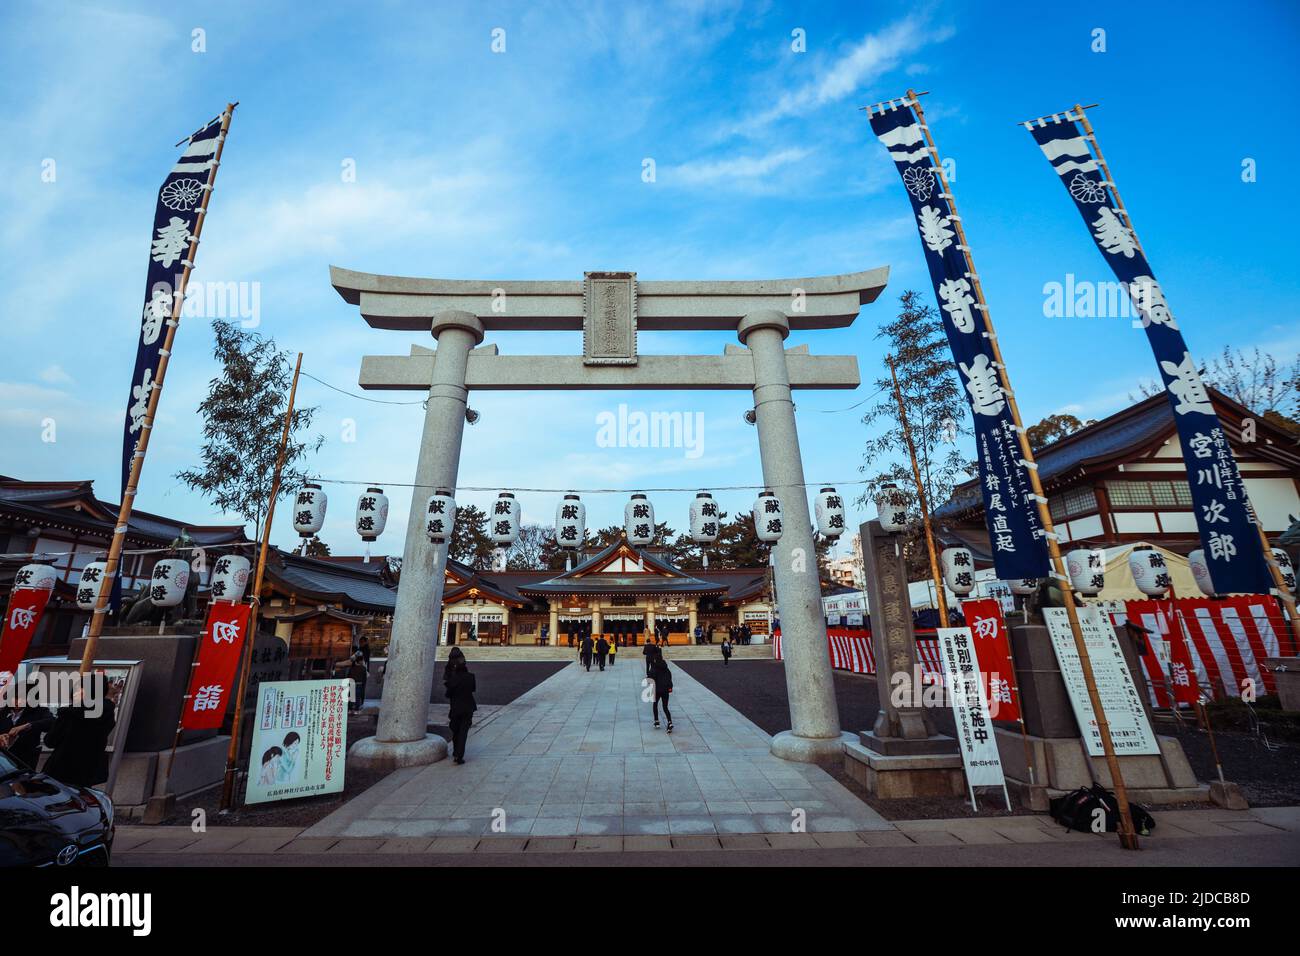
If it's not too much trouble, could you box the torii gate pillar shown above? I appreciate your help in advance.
[741,309,855,762]
[348,309,483,771]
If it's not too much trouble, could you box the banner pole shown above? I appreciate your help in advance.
[908,90,1139,848]
[78,103,237,676]
[219,352,303,812]
[886,354,949,627]
[1073,103,1300,649]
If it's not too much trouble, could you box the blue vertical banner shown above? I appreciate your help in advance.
[1027,113,1271,595]
[869,100,1050,581]
[120,115,226,497]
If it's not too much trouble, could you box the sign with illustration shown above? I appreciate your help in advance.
[244,678,348,805]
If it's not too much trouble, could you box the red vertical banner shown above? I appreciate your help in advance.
[1125,600,1200,707]
[0,587,54,683]
[960,598,1021,722]
[180,602,253,730]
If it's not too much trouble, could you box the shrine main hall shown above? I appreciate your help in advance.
[436,538,774,646]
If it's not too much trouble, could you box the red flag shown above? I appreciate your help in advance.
[0,587,54,684]
[960,598,1021,722]
[1125,600,1200,707]
[181,601,253,730]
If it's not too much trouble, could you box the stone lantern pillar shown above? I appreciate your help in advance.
[348,309,484,771]
[739,308,853,762]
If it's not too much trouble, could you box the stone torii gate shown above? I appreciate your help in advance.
[334,265,889,769]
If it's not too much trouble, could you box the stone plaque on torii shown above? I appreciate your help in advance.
[332,264,888,769]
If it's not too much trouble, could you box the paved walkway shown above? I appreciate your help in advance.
[306,659,889,838]
[114,806,1300,863]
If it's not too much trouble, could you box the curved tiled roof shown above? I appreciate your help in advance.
[264,549,397,614]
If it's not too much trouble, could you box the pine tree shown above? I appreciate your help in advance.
[858,290,974,578]
[177,319,323,542]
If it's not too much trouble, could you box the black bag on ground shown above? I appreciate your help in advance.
[1049,784,1155,835]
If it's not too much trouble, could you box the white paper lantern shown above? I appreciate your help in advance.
[1009,578,1039,596]
[814,487,846,539]
[625,493,655,547]
[1188,549,1215,597]
[555,494,585,550]
[940,547,975,596]
[1272,548,1296,594]
[689,492,720,544]
[1128,546,1170,598]
[14,563,58,591]
[1066,547,1105,597]
[424,489,457,544]
[150,558,190,608]
[875,483,909,533]
[210,554,251,603]
[491,492,521,547]
[76,561,109,610]
[355,487,389,542]
[293,482,327,539]
[753,490,783,543]
[689,491,720,568]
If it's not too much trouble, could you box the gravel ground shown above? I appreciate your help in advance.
[677,659,1300,818]
[163,662,567,828]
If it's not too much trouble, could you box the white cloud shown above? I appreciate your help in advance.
[739,16,948,132]
[665,147,813,188]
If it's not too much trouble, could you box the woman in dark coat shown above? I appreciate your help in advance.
[443,654,477,765]
[649,657,673,733]
[42,675,117,787]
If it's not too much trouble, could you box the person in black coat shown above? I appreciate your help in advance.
[643,638,660,677]
[595,636,609,671]
[42,675,117,787]
[0,679,55,769]
[581,634,594,671]
[443,656,477,765]
[649,657,674,732]
[721,636,733,667]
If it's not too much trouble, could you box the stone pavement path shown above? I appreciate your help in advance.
[305,658,889,839]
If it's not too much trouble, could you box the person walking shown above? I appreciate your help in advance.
[721,636,733,667]
[41,673,117,787]
[347,652,368,713]
[444,652,477,765]
[608,634,617,667]
[581,632,594,671]
[649,655,674,733]
[595,635,609,672]
[643,637,659,677]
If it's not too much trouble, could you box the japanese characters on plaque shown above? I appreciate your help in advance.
[1029,117,1270,594]
[583,271,637,365]
[245,678,349,805]
[869,102,1049,581]
[1043,606,1160,756]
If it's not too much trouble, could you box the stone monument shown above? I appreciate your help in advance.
[843,518,965,797]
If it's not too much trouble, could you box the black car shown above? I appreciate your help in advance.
[0,750,114,867]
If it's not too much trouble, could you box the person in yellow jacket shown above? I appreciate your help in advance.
[608,634,618,667]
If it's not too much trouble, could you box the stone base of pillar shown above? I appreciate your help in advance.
[346,733,448,773]
[770,730,856,765]
[843,740,966,799]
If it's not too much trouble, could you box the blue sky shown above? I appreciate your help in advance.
[1,0,1297,557]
